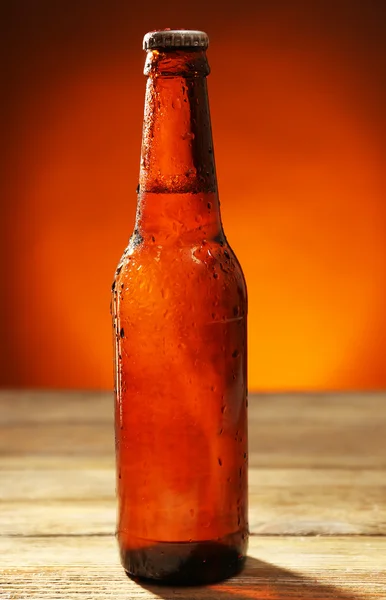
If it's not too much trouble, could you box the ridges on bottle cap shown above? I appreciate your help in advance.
[143,29,209,51]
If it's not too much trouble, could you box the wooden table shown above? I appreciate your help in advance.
[1,391,385,599]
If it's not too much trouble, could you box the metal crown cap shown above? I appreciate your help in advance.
[143,30,209,51]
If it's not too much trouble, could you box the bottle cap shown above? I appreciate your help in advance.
[143,29,209,51]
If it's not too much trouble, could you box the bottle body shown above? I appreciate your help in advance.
[112,31,248,585]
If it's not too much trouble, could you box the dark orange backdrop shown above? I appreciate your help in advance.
[1,1,385,391]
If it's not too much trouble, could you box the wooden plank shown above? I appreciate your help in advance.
[0,466,114,501]
[249,393,386,468]
[0,390,112,424]
[0,423,114,456]
[2,391,385,425]
[0,456,114,470]
[1,535,385,599]
[1,465,385,536]
[0,501,115,536]
[1,392,385,598]
[249,468,386,535]
[1,392,385,468]
[2,420,384,467]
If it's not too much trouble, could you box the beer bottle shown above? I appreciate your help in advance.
[112,29,248,585]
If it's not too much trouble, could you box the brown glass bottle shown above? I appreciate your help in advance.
[112,30,248,585]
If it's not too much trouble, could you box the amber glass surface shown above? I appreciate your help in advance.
[112,45,248,585]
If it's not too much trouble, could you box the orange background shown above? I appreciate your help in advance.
[1,1,385,391]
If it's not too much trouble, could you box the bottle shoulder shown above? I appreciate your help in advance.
[112,237,247,305]
[115,238,244,279]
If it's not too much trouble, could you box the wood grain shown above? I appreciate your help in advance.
[1,536,385,599]
[0,391,385,599]
[0,466,385,536]
[2,391,385,467]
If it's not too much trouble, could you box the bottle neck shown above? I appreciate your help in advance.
[136,49,223,242]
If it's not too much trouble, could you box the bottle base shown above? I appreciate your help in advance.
[121,535,247,585]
